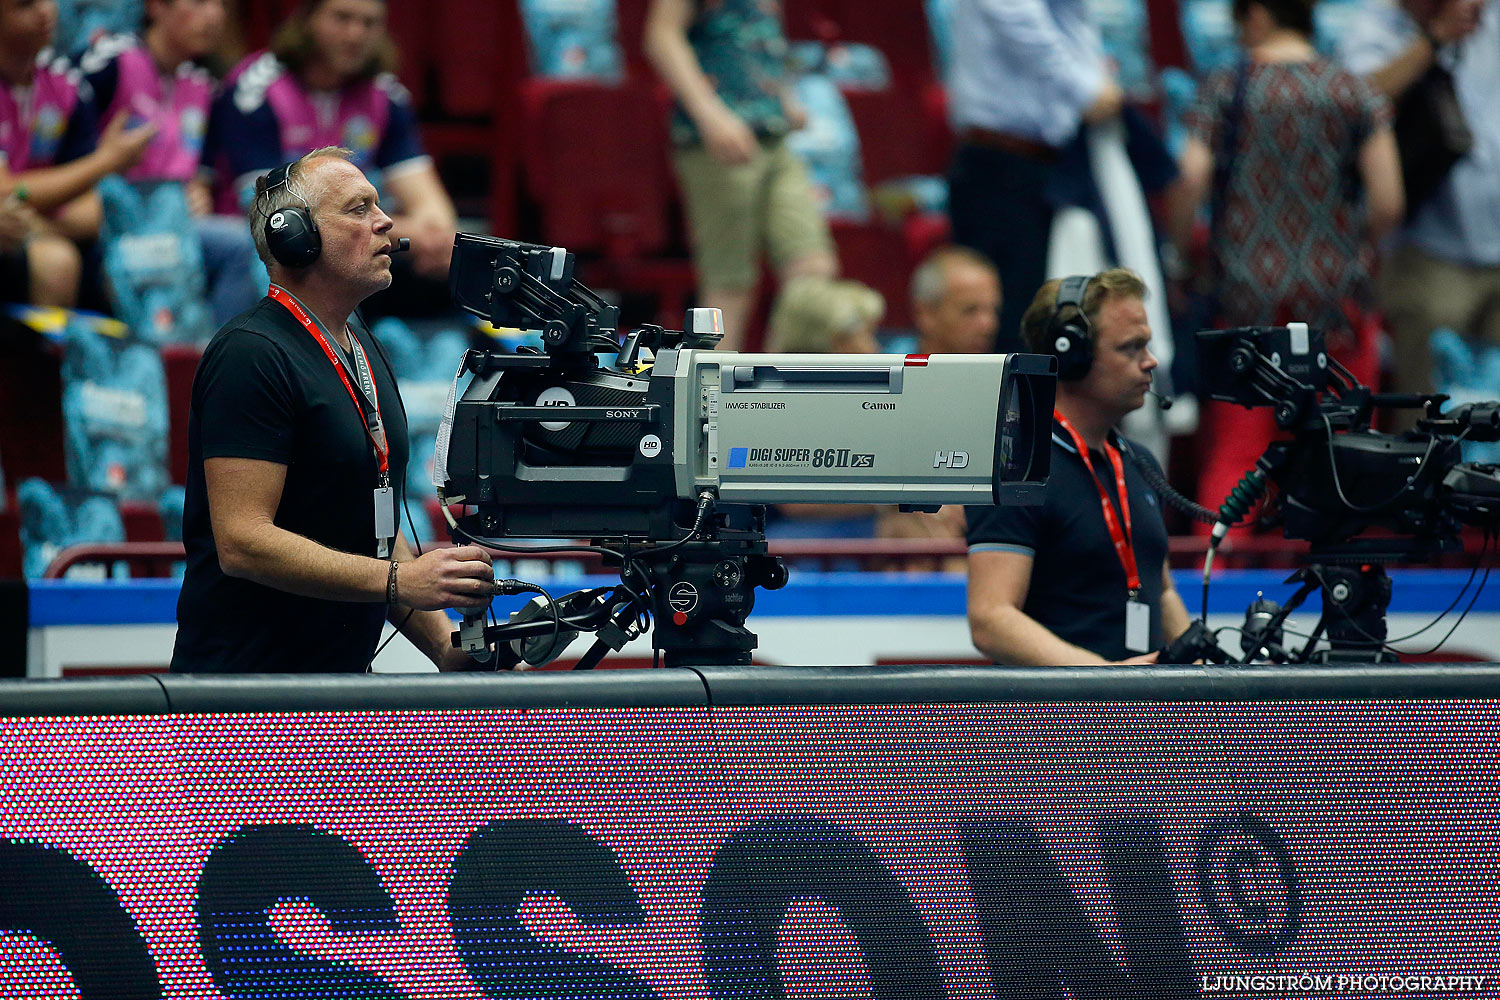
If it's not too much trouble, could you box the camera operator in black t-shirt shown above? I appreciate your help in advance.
[171,146,496,673]
[966,269,1191,665]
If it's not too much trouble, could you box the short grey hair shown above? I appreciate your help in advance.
[247,145,355,269]
[767,276,885,353]
[909,245,999,309]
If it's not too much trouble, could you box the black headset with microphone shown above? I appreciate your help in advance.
[1047,274,1095,381]
[257,160,411,269]
[1047,272,1174,410]
[258,162,322,268]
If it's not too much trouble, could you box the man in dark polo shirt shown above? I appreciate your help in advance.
[966,268,1190,664]
[171,146,496,673]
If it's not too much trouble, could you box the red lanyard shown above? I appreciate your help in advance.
[268,285,389,477]
[1055,410,1140,595]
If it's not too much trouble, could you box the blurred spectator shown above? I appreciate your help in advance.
[910,244,1002,354]
[644,0,838,352]
[1170,0,1402,517]
[766,275,883,354]
[79,0,260,324]
[0,0,154,304]
[877,246,1004,567]
[1340,0,1497,426]
[1042,39,1182,460]
[761,275,885,537]
[944,0,1126,353]
[0,165,81,305]
[206,0,457,289]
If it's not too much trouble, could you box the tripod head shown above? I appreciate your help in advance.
[1184,323,1500,664]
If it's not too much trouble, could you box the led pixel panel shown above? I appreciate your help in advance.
[0,702,1498,997]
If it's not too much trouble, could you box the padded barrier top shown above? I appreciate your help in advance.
[1,663,1498,717]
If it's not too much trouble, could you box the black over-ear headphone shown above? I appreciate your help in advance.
[258,162,321,268]
[1048,274,1094,381]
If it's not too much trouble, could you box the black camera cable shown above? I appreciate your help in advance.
[1121,439,1257,624]
[365,320,419,667]
[1120,440,1217,526]
[371,490,425,663]
[1305,528,1493,660]
[1321,411,1450,514]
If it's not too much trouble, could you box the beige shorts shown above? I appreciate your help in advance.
[672,137,834,291]
[1379,243,1500,395]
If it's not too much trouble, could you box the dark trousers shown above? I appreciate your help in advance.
[946,143,1056,355]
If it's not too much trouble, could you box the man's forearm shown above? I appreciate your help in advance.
[15,151,121,214]
[219,520,390,603]
[388,603,457,665]
[971,605,1108,666]
[1160,585,1193,648]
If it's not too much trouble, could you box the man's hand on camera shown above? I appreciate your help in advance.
[397,545,495,611]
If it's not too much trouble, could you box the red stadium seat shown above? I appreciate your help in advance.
[519,77,696,324]
[784,0,841,44]
[842,84,951,185]
[118,500,164,543]
[830,220,918,330]
[0,502,19,578]
[520,78,674,257]
[822,0,938,86]
[385,0,435,109]
[1147,0,1190,71]
[434,0,504,118]
[614,0,652,78]
[902,210,952,266]
[160,344,201,488]
[0,320,65,486]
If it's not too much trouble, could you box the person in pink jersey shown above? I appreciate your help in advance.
[206,0,456,286]
[0,0,154,307]
[80,0,260,322]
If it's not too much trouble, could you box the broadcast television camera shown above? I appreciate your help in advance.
[1164,322,1500,664]
[436,235,1056,667]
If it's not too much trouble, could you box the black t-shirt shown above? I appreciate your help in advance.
[170,297,409,673]
[966,421,1170,662]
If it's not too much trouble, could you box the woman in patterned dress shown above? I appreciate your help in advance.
[1168,0,1404,519]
